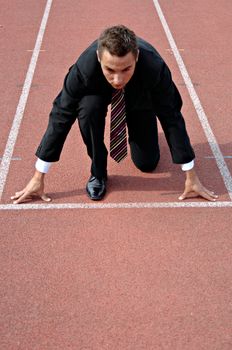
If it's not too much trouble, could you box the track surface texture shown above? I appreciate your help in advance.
[0,1,232,349]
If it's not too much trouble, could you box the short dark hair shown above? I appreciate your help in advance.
[97,25,138,59]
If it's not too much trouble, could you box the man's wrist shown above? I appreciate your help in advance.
[185,167,197,179]
[33,169,46,180]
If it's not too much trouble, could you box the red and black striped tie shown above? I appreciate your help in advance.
[110,89,127,162]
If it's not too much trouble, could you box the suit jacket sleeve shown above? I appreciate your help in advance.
[36,63,85,162]
[151,62,195,164]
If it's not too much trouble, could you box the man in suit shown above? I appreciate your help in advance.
[11,25,217,203]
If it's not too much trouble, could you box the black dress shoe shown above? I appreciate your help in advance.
[86,176,107,200]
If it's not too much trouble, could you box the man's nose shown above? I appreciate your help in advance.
[113,74,123,85]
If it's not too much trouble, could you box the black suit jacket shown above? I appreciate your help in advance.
[36,37,195,164]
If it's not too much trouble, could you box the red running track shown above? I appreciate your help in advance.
[0,0,232,349]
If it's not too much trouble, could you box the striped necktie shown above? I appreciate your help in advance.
[110,89,127,162]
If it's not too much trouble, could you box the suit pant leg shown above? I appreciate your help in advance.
[77,95,110,178]
[126,110,160,172]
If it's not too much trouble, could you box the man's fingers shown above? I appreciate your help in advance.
[11,190,26,200]
[178,193,186,200]
[179,188,218,201]
[11,176,46,204]
[41,193,51,202]
[199,192,216,201]
[178,190,187,200]
[12,192,33,204]
[179,191,198,200]
[12,192,51,204]
[203,187,218,199]
[198,189,218,202]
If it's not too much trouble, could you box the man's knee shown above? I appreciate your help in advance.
[132,153,160,172]
[130,140,160,172]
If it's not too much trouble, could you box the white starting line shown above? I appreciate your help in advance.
[0,201,232,210]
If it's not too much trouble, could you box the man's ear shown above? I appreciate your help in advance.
[96,50,101,62]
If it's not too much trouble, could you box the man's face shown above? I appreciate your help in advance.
[97,49,139,89]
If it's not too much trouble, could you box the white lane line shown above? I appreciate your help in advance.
[0,0,53,200]
[0,201,232,210]
[152,0,232,200]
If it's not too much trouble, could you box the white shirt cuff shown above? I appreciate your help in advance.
[36,158,194,173]
[35,158,52,173]
[181,160,194,171]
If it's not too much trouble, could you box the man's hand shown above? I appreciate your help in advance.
[179,168,218,202]
[11,170,51,204]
